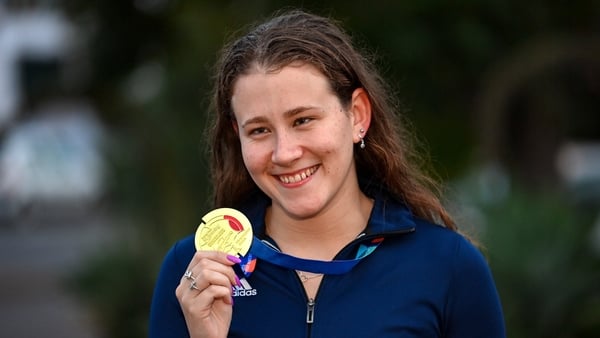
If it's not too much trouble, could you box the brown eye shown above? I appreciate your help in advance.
[249,127,269,135]
[293,117,313,126]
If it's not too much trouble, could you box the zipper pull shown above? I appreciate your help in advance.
[306,298,315,324]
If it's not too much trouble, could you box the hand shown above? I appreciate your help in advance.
[176,251,241,338]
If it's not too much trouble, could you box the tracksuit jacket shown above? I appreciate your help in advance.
[149,188,506,338]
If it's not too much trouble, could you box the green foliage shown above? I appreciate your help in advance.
[480,190,600,338]
[67,245,157,338]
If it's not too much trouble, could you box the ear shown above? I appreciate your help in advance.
[350,88,372,143]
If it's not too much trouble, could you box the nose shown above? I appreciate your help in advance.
[271,132,302,165]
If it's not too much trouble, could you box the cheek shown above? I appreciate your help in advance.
[240,144,254,166]
[320,128,353,154]
[240,142,265,173]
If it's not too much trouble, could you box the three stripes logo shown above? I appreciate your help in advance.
[232,278,257,297]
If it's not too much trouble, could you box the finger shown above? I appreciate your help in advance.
[185,251,242,287]
[203,284,235,305]
[177,282,234,307]
[178,257,242,303]
[188,251,241,268]
[189,266,234,293]
[177,275,234,306]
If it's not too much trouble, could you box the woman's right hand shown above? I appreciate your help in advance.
[175,251,241,338]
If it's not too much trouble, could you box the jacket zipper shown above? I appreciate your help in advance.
[261,228,415,337]
[306,298,315,324]
[262,239,319,336]
[302,230,414,337]
[306,297,315,338]
[296,271,318,338]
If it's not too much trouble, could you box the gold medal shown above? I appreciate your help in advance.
[194,208,253,257]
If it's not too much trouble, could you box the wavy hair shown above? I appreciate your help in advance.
[207,9,457,231]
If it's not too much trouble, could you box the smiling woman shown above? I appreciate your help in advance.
[149,9,506,338]
[232,64,369,222]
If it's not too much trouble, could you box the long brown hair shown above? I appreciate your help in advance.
[207,9,457,231]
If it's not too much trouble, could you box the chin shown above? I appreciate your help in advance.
[282,202,323,220]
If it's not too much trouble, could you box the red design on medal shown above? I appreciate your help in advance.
[225,215,244,231]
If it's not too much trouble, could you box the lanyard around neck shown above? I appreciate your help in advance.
[249,236,383,275]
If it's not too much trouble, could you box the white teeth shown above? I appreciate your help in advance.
[279,166,316,184]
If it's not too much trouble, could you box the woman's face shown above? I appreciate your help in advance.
[231,63,366,220]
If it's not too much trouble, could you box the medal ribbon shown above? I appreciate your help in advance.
[249,236,383,275]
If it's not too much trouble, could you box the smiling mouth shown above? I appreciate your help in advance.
[278,166,318,184]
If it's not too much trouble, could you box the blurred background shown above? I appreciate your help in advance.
[0,0,598,337]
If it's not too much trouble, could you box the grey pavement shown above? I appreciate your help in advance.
[0,208,119,338]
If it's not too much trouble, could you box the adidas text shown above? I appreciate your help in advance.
[233,289,257,297]
[233,278,258,297]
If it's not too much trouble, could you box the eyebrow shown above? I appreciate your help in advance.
[240,106,317,128]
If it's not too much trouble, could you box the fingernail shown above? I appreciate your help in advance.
[235,275,242,287]
[227,254,241,264]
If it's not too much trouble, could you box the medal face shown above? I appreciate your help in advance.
[195,208,253,257]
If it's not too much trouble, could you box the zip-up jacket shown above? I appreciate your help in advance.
[149,188,506,337]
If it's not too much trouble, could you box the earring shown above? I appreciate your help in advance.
[359,128,365,149]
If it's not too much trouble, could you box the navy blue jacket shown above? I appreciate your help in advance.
[149,190,505,337]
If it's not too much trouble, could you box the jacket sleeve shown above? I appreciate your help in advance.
[444,237,506,338]
[149,240,192,338]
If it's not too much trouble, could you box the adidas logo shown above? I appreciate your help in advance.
[232,278,257,297]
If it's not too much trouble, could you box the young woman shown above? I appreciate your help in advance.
[149,9,505,338]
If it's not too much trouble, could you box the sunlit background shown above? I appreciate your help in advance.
[0,1,599,337]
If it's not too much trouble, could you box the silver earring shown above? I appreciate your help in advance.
[359,128,365,149]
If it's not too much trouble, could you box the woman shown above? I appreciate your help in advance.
[149,9,505,338]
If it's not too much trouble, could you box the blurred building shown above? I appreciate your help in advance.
[0,3,109,338]
[0,3,106,224]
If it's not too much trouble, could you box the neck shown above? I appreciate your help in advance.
[265,192,374,260]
